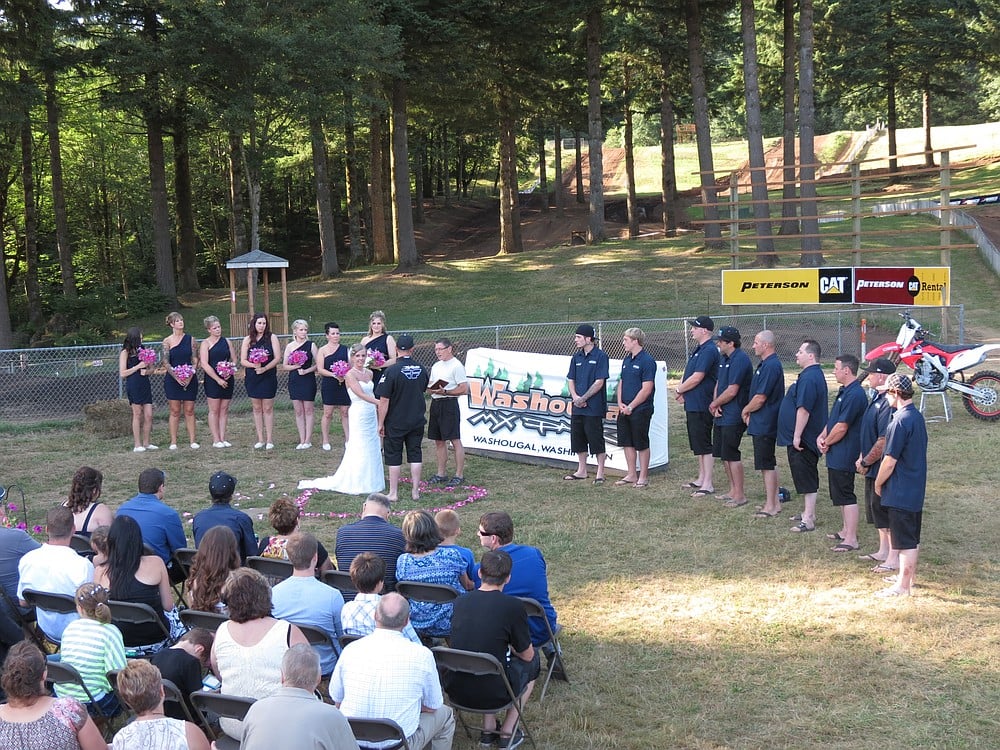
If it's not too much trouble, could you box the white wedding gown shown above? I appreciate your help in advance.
[298,380,385,495]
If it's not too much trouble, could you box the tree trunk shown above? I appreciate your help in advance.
[442,124,452,207]
[797,0,823,266]
[537,126,548,213]
[390,78,421,271]
[19,82,44,331]
[146,105,178,304]
[369,106,393,265]
[658,47,679,237]
[585,6,606,244]
[741,0,775,262]
[779,0,799,240]
[311,116,340,278]
[554,123,565,217]
[413,137,425,225]
[344,91,364,267]
[574,132,584,203]
[497,93,524,255]
[44,68,76,298]
[624,103,639,239]
[173,96,200,292]
[685,0,722,246]
[242,124,263,254]
[885,4,899,180]
[0,182,13,347]
[922,74,935,168]
[228,130,248,258]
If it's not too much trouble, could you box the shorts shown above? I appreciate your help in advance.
[428,398,462,442]
[887,507,922,550]
[383,428,423,466]
[827,468,857,507]
[686,411,714,455]
[507,650,541,697]
[570,414,606,456]
[617,410,652,451]
[864,477,889,528]
[752,434,777,471]
[713,423,746,462]
[786,447,819,494]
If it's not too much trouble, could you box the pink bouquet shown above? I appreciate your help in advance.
[248,347,270,364]
[330,360,350,381]
[173,364,195,381]
[288,350,308,367]
[137,348,157,366]
[365,349,386,369]
[215,360,236,379]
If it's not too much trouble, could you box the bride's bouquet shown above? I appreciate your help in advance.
[365,349,386,370]
[330,360,350,382]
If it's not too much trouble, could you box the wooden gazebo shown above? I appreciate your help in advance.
[225,250,289,338]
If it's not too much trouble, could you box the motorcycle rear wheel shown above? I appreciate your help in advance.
[963,370,1000,421]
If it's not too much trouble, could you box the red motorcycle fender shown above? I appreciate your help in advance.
[866,343,901,360]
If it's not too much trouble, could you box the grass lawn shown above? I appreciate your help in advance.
[8,223,1000,748]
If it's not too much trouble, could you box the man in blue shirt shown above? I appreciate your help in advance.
[741,331,785,518]
[855,358,898,571]
[193,471,257,563]
[676,315,720,496]
[709,327,752,507]
[616,327,657,488]
[565,323,610,484]
[874,374,927,597]
[118,467,188,582]
[777,340,828,530]
[817,355,869,552]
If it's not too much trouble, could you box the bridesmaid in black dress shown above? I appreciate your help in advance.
[119,326,156,452]
[240,312,281,449]
[359,309,397,393]
[316,322,350,450]
[162,312,199,450]
[281,319,318,450]
[200,315,238,448]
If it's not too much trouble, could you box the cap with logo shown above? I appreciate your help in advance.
[575,323,596,339]
[209,471,236,499]
[862,357,897,375]
[687,315,715,331]
[396,334,415,350]
[714,326,740,343]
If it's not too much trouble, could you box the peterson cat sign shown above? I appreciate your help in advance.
[721,267,950,306]
[459,348,669,471]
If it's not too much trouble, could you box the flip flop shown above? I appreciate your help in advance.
[789,522,815,532]
[715,494,733,501]
[723,499,748,508]
[593,477,605,485]
[682,481,701,489]
[826,532,845,541]
[858,553,884,562]
[691,489,714,497]
[633,481,649,489]
[831,543,860,552]
[871,563,898,573]
[614,478,635,487]
[563,474,586,481]
[753,510,779,518]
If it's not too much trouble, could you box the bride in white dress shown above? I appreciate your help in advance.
[299,344,385,494]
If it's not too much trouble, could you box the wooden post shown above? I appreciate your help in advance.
[246,268,255,316]
[939,149,951,341]
[729,173,739,269]
[263,269,271,323]
[281,268,288,333]
[851,161,862,267]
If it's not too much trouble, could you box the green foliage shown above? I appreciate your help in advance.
[605,111,661,148]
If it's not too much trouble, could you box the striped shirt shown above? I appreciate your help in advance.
[56,617,126,702]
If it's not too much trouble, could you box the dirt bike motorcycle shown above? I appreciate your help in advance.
[865,311,1000,421]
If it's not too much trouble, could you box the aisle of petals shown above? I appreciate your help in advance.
[293,479,489,520]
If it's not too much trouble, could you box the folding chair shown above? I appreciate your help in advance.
[517,596,568,701]
[189,691,256,750]
[322,569,358,600]
[432,646,535,749]
[21,588,78,647]
[339,633,364,650]
[163,678,217,739]
[0,586,48,651]
[171,547,199,605]
[348,716,411,750]
[293,622,336,651]
[108,599,173,650]
[395,581,461,604]
[179,608,229,633]
[46,659,115,739]
[70,534,95,558]
[246,555,294,584]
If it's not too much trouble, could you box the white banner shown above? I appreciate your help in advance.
[459,348,669,471]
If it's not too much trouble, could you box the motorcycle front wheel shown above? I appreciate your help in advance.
[963,370,1000,421]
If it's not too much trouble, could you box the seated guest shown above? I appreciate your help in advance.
[117,468,188,583]
[240,644,357,750]
[94,515,178,654]
[192,471,257,564]
[0,641,106,750]
[270,533,344,678]
[18,506,94,644]
[340,552,421,644]
[56,582,126,719]
[64,467,114,538]
[395,510,471,637]
[210,568,309,740]
[187,525,240,614]
[257,497,333,574]
[435,509,480,588]
[477,511,558,648]
[110,658,210,750]
[151,628,214,721]
[88,526,109,567]
[330,593,454,750]
[446,550,539,750]
[335,493,406,591]
[1,523,40,664]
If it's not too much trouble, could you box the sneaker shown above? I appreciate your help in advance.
[213,442,225,448]
[447,476,464,487]
[265,443,274,451]
[254,442,265,449]
[322,443,332,451]
[295,443,305,450]
[222,441,232,448]
[168,444,178,451]
[301,442,311,449]
[190,442,200,450]
[428,475,448,484]
[132,446,146,453]
[145,444,159,451]
[498,728,524,750]
[479,731,500,748]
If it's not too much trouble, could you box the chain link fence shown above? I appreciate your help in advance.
[0,305,963,423]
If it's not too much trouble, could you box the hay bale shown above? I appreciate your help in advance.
[83,399,133,437]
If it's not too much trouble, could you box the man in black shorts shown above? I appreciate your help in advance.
[565,324,610,484]
[426,338,469,487]
[675,316,719,496]
[741,331,785,518]
[376,334,430,502]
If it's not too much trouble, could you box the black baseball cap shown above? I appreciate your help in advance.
[715,326,740,343]
[862,358,897,375]
[575,324,596,339]
[209,471,236,499]
[396,334,415,350]
[687,315,715,331]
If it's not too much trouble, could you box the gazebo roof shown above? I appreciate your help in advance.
[225,249,289,269]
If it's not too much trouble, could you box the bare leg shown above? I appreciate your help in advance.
[572,452,588,479]
[321,405,333,446]
[339,405,350,443]
[387,465,401,501]
[637,448,651,484]
[207,399,221,443]
[293,400,306,443]
[251,399,265,444]
[436,441,449,477]
[840,504,860,548]
[131,404,143,449]
[141,404,153,447]
[168,400,181,445]
[726,460,746,502]
[697,453,715,491]
[184,401,197,444]
[218,400,230,443]
[499,680,535,736]
[761,468,781,516]
[802,491,818,528]
[594,452,605,480]
[453,439,465,478]
[410,462,422,500]
[302,402,314,444]
[622,447,638,482]
[880,546,918,596]
[262,399,275,444]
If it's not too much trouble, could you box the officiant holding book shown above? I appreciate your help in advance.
[426,337,469,487]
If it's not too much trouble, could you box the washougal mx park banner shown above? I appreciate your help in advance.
[459,348,669,472]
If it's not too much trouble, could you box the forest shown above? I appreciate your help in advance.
[1,0,998,348]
